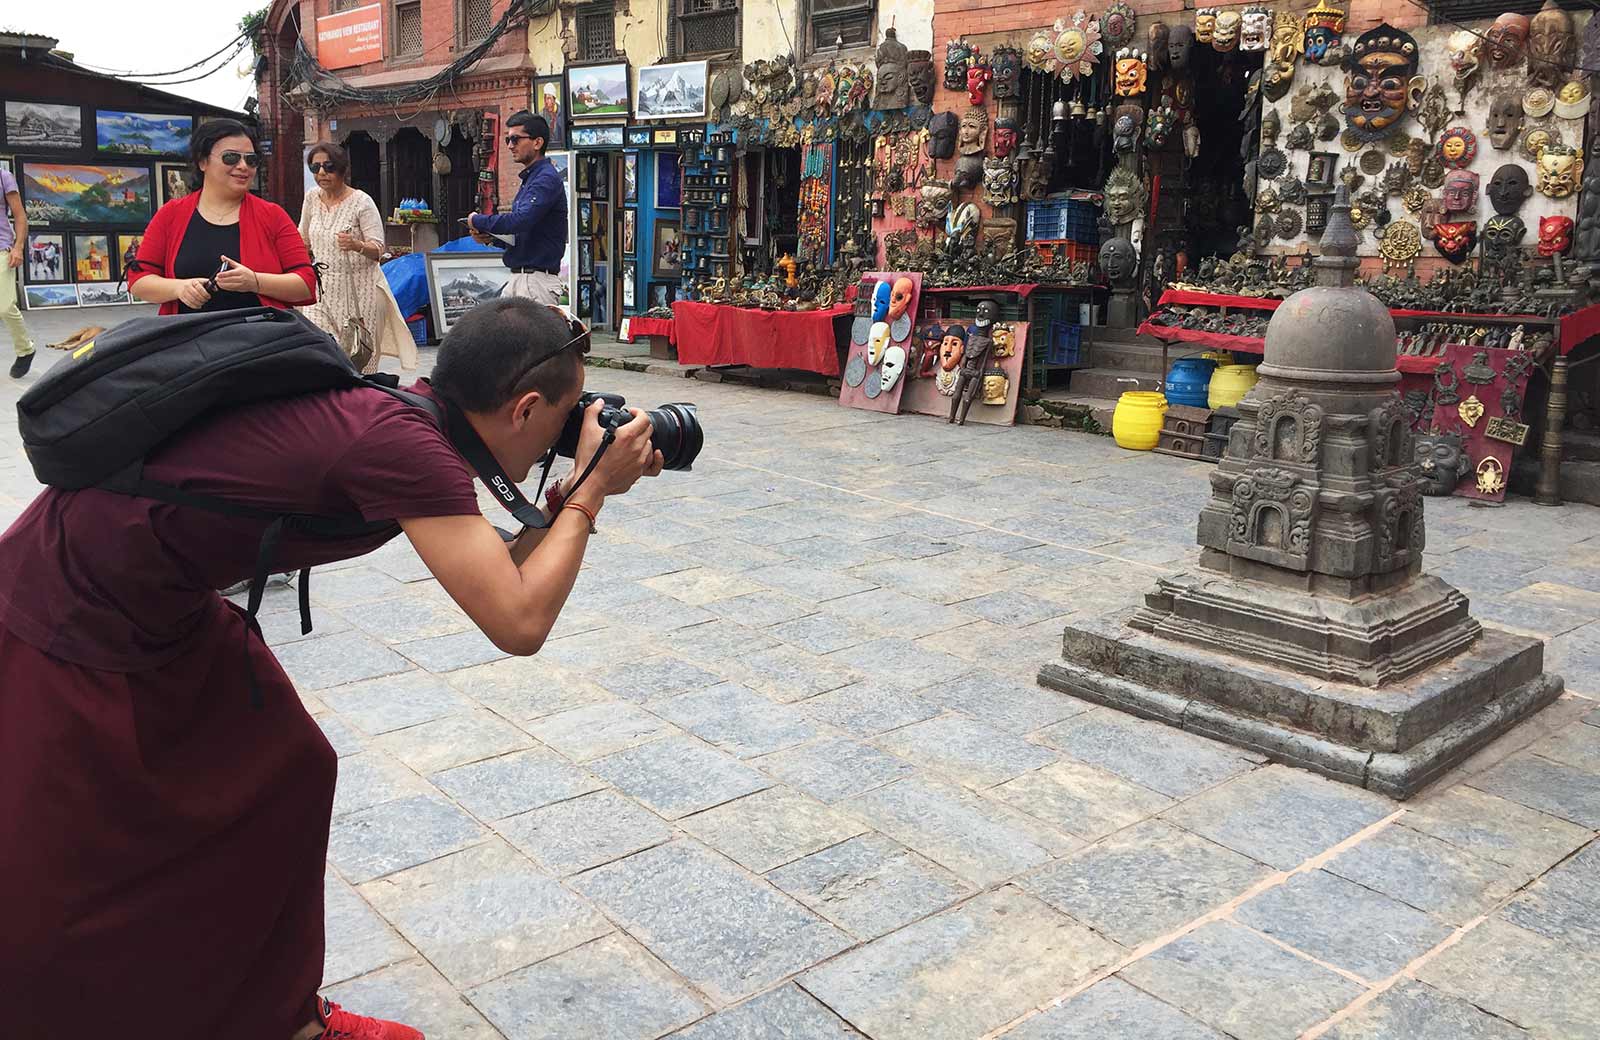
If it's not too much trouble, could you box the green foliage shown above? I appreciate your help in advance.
[239,6,269,43]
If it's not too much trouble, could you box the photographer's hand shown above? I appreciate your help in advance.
[570,402,656,508]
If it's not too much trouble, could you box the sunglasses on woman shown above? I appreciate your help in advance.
[307,161,340,173]
[218,150,261,168]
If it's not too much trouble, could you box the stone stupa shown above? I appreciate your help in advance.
[1040,188,1563,798]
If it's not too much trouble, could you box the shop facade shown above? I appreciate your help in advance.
[0,32,250,311]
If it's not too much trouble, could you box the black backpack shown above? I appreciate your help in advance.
[16,307,439,705]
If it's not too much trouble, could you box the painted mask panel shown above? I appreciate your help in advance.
[1169,24,1194,68]
[1114,49,1148,96]
[1241,7,1272,51]
[1487,164,1532,216]
[1447,30,1481,84]
[993,117,1020,158]
[1441,169,1479,213]
[1432,220,1477,263]
[868,321,891,365]
[982,371,1009,405]
[945,38,973,91]
[1539,215,1574,255]
[1537,145,1584,198]
[1342,24,1423,144]
[1487,93,1522,151]
[888,277,915,320]
[908,51,936,105]
[1302,0,1346,64]
[1102,2,1138,48]
[965,63,993,106]
[928,112,959,159]
[872,280,893,321]
[1484,13,1530,68]
[879,346,907,391]
[938,325,967,371]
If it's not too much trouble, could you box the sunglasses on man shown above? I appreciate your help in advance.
[500,306,592,395]
[217,150,261,168]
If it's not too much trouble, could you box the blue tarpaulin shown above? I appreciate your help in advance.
[382,236,497,318]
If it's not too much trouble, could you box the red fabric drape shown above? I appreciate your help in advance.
[671,302,850,375]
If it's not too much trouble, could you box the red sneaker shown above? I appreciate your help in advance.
[316,997,425,1040]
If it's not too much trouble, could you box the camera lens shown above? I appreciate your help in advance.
[646,403,703,471]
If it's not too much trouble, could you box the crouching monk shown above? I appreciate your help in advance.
[0,298,661,1039]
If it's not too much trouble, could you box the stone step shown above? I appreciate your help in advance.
[1557,459,1600,506]
[1071,367,1165,399]
[1089,337,1170,375]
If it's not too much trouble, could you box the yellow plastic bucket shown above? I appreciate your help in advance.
[1112,391,1168,451]
[1208,363,1259,409]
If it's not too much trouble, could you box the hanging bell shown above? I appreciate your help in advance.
[1017,134,1034,162]
[1093,106,1105,125]
[1052,100,1068,129]
[1070,98,1087,119]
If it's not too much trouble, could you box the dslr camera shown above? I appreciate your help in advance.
[554,392,703,471]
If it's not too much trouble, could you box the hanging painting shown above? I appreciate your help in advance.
[78,283,132,306]
[156,162,191,207]
[24,232,66,283]
[96,111,192,155]
[622,208,637,255]
[655,152,681,208]
[633,60,708,120]
[652,219,682,277]
[534,75,566,148]
[623,151,638,202]
[425,250,511,336]
[72,233,112,282]
[592,262,609,326]
[567,62,630,119]
[4,102,81,149]
[23,283,79,308]
[621,259,636,310]
[20,162,153,225]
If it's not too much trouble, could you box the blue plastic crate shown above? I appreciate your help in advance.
[1026,200,1071,241]
[1046,322,1082,366]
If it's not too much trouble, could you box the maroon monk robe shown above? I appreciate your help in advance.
[0,381,479,1039]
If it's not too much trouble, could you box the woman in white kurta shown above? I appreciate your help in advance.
[298,142,415,372]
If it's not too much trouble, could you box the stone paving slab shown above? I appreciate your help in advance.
[1034,710,1265,798]
[801,887,1122,1040]
[678,786,867,873]
[496,789,674,876]
[1322,979,1534,1040]
[325,958,503,1039]
[590,735,772,819]
[1325,823,1526,926]
[767,832,972,941]
[1416,916,1600,1038]
[873,714,1058,789]
[1118,921,1365,1040]
[668,983,861,1039]
[572,840,852,1003]
[430,748,605,821]
[990,759,1174,842]
[1003,977,1228,1040]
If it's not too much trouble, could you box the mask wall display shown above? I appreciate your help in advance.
[908,51,936,105]
[1447,29,1481,108]
[1554,80,1590,119]
[1487,163,1532,215]
[1436,127,1476,169]
[1414,432,1471,495]
[1264,58,1295,101]
[1148,22,1170,71]
[1053,12,1104,79]
[954,154,984,190]
[993,117,1020,158]
[1025,31,1054,71]
[1169,24,1195,70]
[1099,235,1139,287]
[1524,87,1555,119]
[1537,144,1583,198]
[1441,169,1479,213]
[1342,24,1424,146]
[1114,103,1144,153]
[1527,0,1575,91]
[1146,100,1177,149]
[1195,8,1217,45]
[1482,213,1527,260]
[1214,11,1241,52]
[1484,13,1530,69]
[991,46,1022,101]
[1521,125,1560,164]
[981,157,1018,206]
[1102,2,1138,48]
[966,61,993,106]
[1432,220,1477,263]
[928,112,959,158]
[918,179,953,224]
[1487,93,1522,151]
[1539,215,1574,255]
[1302,0,1346,65]
[1105,162,1146,224]
[946,38,975,91]
[958,106,988,156]
[1114,48,1149,96]
[873,29,911,110]
[1240,7,1271,52]
[1270,11,1300,63]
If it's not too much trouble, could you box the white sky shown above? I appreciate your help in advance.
[7,0,267,112]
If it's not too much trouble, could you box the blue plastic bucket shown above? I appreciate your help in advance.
[1165,356,1216,408]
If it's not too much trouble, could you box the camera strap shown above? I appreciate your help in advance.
[437,394,552,530]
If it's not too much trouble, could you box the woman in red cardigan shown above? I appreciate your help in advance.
[129,119,316,313]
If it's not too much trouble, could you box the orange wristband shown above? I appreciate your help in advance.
[565,500,598,533]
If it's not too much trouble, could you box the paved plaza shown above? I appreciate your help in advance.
[3,311,1600,1039]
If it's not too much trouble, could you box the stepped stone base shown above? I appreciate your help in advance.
[1039,612,1564,798]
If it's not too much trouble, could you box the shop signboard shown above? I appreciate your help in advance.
[316,4,383,71]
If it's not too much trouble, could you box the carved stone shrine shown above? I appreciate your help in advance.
[1040,193,1563,797]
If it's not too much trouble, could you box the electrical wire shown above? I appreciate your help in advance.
[75,29,250,79]
[131,41,252,86]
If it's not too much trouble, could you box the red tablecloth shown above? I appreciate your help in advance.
[626,317,675,345]
[672,301,851,375]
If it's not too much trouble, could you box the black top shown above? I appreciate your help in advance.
[174,210,258,314]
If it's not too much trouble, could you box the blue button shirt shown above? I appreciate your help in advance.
[475,157,567,271]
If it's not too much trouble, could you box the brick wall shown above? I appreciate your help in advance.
[933,0,1425,47]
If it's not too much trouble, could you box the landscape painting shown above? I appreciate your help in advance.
[79,283,132,306]
[22,163,153,225]
[567,63,629,119]
[4,102,81,149]
[97,111,193,155]
[634,61,706,121]
[24,283,79,309]
[425,251,509,336]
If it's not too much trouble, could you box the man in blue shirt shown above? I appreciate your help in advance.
[469,112,568,306]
